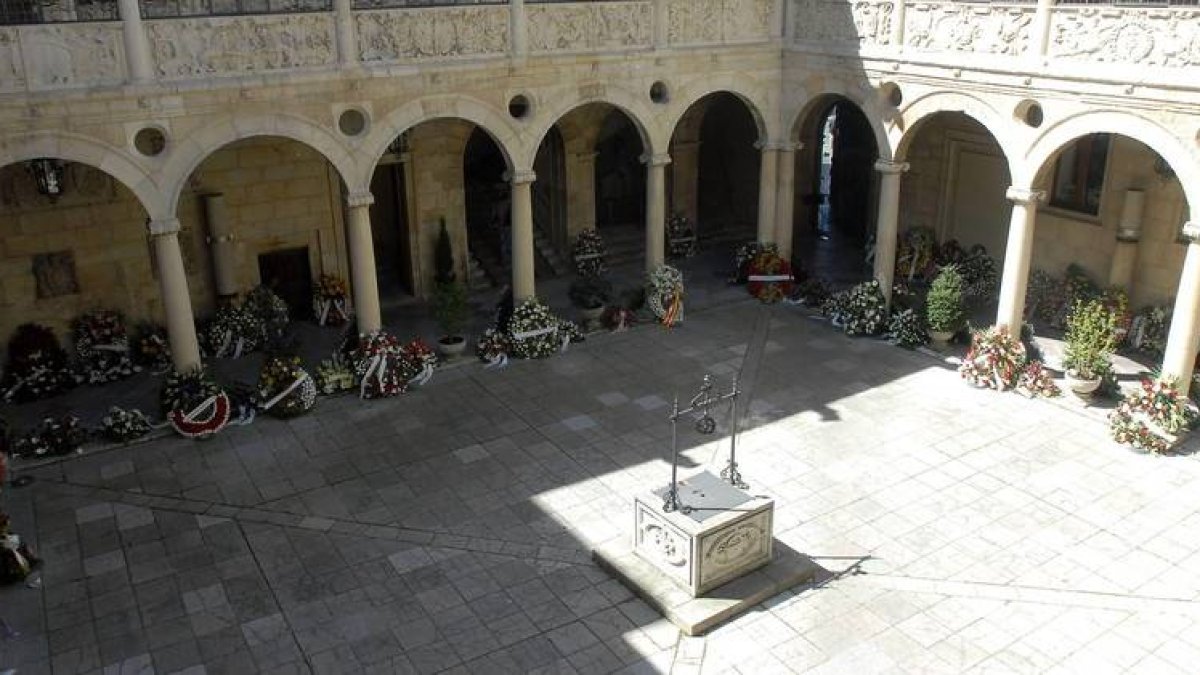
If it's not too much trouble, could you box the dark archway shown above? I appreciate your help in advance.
[532,125,568,258]
[464,127,512,289]
[369,133,414,298]
[594,109,645,234]
[695,93,759,243]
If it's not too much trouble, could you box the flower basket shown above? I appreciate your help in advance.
[1110,379,1197,454]
[2,324,78,403]
[101,407,153,443]
[73,310,137,384]
[572,229,608,277]
[350,331,409,399]
[746,250,794,304]
[161,369,230,439]
[313,274,351,326]
[257,355,317,418]
[647,265,684,328]
[509,299,566,359]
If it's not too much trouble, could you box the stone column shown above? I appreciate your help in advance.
[1109,189,1145,290]
[644,153,671,271]
[333,0,357,68]
[149,219,201,372]
[117,0,153,83]
[510,0,527,62]
[510,170,537,302]
[775,143,798,259]
[346,191,382,334]
[872,159,909,306]
[995,187,1046,332]
[1162,222,1200,396]
[756,142,779,245]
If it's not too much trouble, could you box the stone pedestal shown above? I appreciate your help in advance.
[634,471,773,597]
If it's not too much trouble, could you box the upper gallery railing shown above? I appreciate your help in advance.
[790,0,1200,85]
[0,0,776,92]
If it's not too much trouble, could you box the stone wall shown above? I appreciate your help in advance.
[407,120,474,299]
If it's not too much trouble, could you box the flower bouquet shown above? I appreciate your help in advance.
[101,406,153,443]
[509,299,564,359]
[73,310,137,385]
[2,324,77,403]
[315,355,355,395]
[257,354,317,418]
[746,249,794,304]
[244,285,291,344]
[886,308,927,348]
[572,229,607,277]
[1017,361,1061,399]
[350,331,407,399]
[476,327,510,366]
[647,265,684,328]
[160,368,231,439]
[1110,378,1197,454]
[734,242,770,284]
[313,274,351,326]
[667,213,697,259]
[840,279,888,336]
[11,415,85,459]
[205,303,263,358]
[132,323,172,373]
[400,338,438,387]
[959,326,1026,391]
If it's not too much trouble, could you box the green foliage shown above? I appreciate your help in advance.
[1063,298,1119,380]
[433,281,469,338]
[568,276,613,309]
[434,219,456,286]
[925,265,965,333]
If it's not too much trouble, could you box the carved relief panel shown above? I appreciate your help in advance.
[147,14,336,79]
[905,2,1033,56]
[356,7,509,63]
[668,0,771,46]
[527,2,652,54]
[19,23,126,90]
[1050,8,1200,68]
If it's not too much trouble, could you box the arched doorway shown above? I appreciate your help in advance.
[690,93,759,244]
[791,97,879,285]
[533,125,568,258]
[463,126,514,289]
[593,108,647,266]
[369,132,414,299]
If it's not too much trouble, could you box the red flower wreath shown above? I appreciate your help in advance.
[746,251,794,303]
[168,392,231,439]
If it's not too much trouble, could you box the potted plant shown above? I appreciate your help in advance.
[433,281,469,358]
[568,275,613,328]
[1063,298,1119,397]
[925,265,965,343]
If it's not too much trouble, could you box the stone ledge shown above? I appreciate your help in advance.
[593,537,824,636]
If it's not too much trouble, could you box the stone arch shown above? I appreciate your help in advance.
[665,76,774,145]
[1023,110,1200,214]
[530,86,657,160]
[360,95,521,185]
[0,132,163,217]
[161,113,360,215]
[788,89,891,161]
[894,91,1019,176]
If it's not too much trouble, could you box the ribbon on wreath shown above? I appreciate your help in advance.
[511,325,558,341]
[261,374,312,411]
[168,392,232,438]
[747,274,794,283]
[92,343,130,353]
[662,290,682,328]
[360,353,389,399]
[316,297,350,326]
[2,534,32,578]
[409,362,434,386]
[484,353,508,369]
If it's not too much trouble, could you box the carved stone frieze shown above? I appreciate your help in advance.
[356,7,509,63]
[905,3,1032,56]
[1050,8,1200,67]
[668,0,771,46]
[18,23,125,89]
[792,0,892,46]
[527,1,651,53]
[147,14,335,79]
[0,28,24,92]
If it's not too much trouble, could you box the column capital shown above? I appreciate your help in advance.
[874,159,909,174]
[640,153,671,167]
[505,169,537,185]
[148,218,181,237]
[346,191,374,208]
[1181,222,1200,242]
[1005,186,1046,205]
[753,139,789,152]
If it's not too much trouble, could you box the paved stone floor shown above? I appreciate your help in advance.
[4,297,1200,674]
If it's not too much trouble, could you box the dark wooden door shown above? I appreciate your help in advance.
[258,247,313,320]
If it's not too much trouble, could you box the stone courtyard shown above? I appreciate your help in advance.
[3,296,1200,674]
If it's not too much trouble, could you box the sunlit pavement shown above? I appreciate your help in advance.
[4,297,1200,674]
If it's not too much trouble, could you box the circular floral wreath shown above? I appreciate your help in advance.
[257,355,317,419]
[161,368,230,438]
[509,299,563,359]
[206,304,263,358]
[572,229,608,277]
[647,265,684,328]
[74,310,137,384]
[351,331,407,399]
[476,327,510,364]
[746,251,794,303]
[1110,379,1197,454]
[959,326,1025,391]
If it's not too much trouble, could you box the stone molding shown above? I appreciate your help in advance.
[345,191,374,208]
[874,159,909,174]
[507,169,537,185]
[148,218,181,237]
[1181,222,1200,243]
[641,152,672,167]
[1005,186,1046,206]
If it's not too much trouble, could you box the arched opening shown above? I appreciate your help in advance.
[369,132,415,299]
[533,125,568,259]
[1024,132,1191,372]
[0,159,152,348]
[594,109,647,252]
[180,137,347,321]
[791,97,879,285]
[464,126,515,290]
[685,92,760,244]
[895,111,1011,319]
